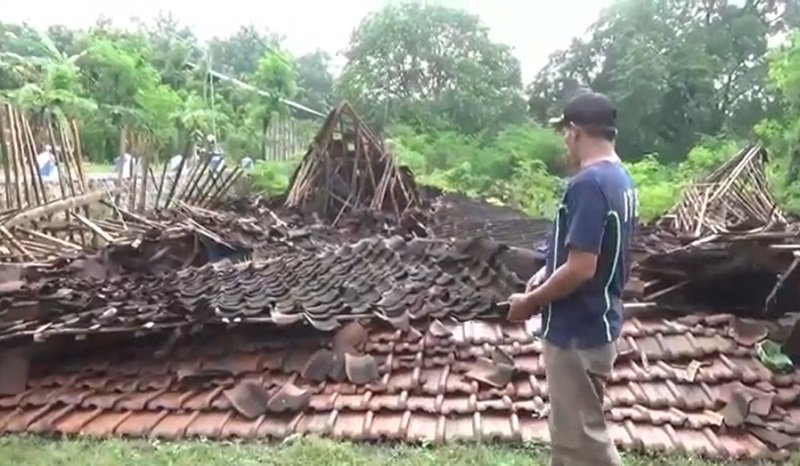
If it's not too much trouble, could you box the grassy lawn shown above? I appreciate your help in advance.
[0,435,770,466]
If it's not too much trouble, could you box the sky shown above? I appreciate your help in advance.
[0,0,610,80]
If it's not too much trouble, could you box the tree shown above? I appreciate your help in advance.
[248,50,297,159]
[295,50,334,114]
[0,27,95,124]
[528,0,794,162]
[207,25,282,79]
[77,37,181,158]
[337,3,526,134]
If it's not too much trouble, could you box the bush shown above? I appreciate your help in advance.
[248,159,298,195]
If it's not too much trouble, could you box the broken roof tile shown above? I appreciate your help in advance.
[266,382,311,413]
[731,318,770,347]
[464,357,513,388]
[344,353,379,384]
[224,381,269,419]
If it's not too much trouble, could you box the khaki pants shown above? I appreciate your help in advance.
[543,341,622,466]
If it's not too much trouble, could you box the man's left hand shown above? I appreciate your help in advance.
[507,292,540,322]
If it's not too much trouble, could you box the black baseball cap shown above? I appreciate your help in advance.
[549,92,617,132]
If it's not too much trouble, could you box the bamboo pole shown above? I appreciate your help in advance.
[2,190,114,229]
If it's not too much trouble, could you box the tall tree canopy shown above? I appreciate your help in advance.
[529,0,797,161]
[337,3,526,134]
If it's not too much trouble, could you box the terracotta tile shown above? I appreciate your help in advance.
[254,412,296,438]
[405,413,439,442]
[606,384,637,406]
[137,374,174,391]
[116,391,166,411]
[385,369,420,392]
[82,392,124,410]
[513,354,542,375]
[466,321,503,344]
[288,411,329,436]
[633,424,674,452]
[671,382,715,410]
[5,405,52,432]
[53,408,103,434]
[440,396,473,414]
[443,372,478,395]
[367,393,406,411]
[185,411,233,438]
[716,431,766,460]
[267,382,311,412]
[181,387,223,411]
[420,367,449,395]
[344,353,379,384]
[224,382,269,419]
[730,318,769,347]
[689,334,736,356]
[14,388,54,408]
[221,414,262,439]
[18,405,69,434]
[149,412,197,439]
[442,415,474,442]
[116,411,169,437]
[672,428,719,457]
[480,412,512,440]
[80,411,130,437]
[369,412,405,439]
[518,415,549,443]
[606,421,632,448]
[301,349,335,382]
[464,357,513,388]
[636,382,675,408]
[332,411,367,440]
[147,391,194,410]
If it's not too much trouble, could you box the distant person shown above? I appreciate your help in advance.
[115,152,136,179]
[209,151,225,173]
[506,92,637,466]
[36,145,57,182]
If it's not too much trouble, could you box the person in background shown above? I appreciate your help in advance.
[36,145,57,182]
[115,152,136,179]
[506,92,637,466]
[209,150,225,173]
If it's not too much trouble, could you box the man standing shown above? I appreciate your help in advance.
[507,92,636,466]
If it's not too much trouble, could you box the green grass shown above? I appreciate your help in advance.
[0,435,780,466]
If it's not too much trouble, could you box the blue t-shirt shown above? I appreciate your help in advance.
[542,160,637,348]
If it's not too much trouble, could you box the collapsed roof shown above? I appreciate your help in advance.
[0,103,799,460]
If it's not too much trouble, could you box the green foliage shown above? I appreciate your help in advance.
[337,3,526,134]
[626,155,679,221]
[529,0,791,162]
[625,137,741,222]
[1,3,800,220]
[248,159,296,195]
[391,123,561,217]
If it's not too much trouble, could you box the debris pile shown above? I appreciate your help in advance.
[0,104,799,460]
[285,103,419,225]
[0,105,243,263]
[628,144,800,316]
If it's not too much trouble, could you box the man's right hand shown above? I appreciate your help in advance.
[526,266,547,292]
